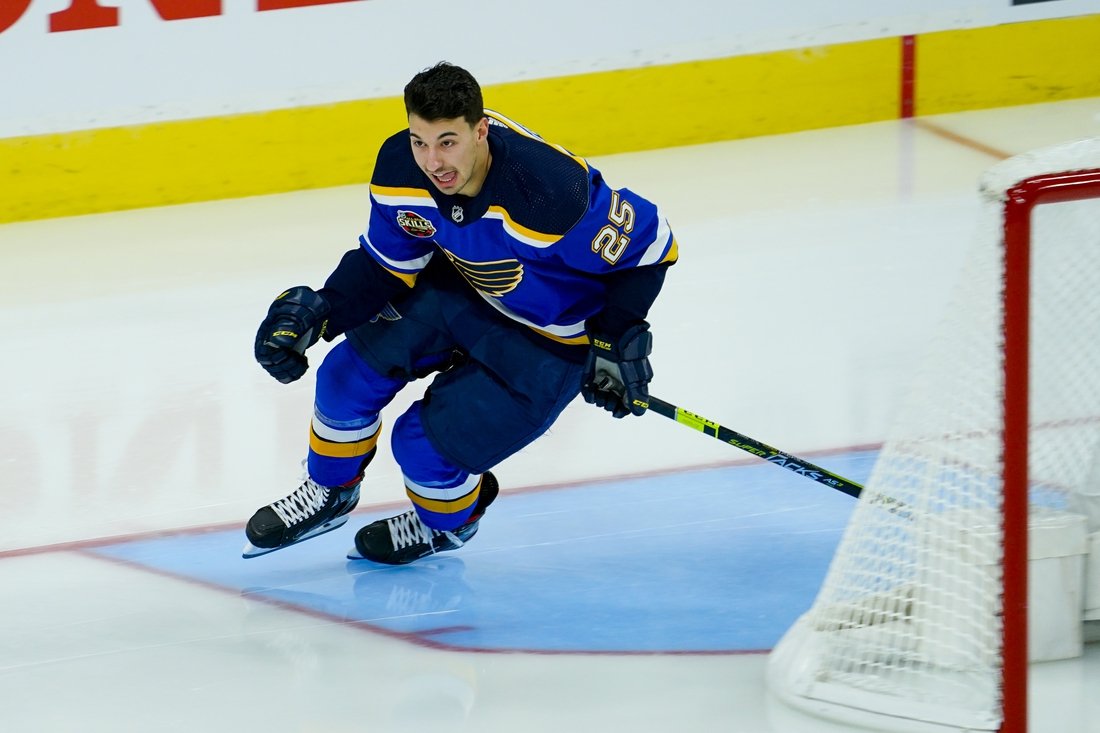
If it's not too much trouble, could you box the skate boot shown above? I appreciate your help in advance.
[243,457,372,558]
[348,472,499,565]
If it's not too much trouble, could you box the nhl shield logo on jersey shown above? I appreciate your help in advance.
[451,205,464,223]
[396,210,437,238]
[442,249,523,297]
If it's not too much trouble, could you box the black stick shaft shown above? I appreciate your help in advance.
[646,395,864,499]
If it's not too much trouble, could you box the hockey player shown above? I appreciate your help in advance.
[245,62,677,564]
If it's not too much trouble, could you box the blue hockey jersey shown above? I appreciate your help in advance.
[360,110,677,346]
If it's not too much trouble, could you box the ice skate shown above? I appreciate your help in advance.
[348,472,498,564]
[243,468,365,559]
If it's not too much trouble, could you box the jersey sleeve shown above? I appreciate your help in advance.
[551,183,677,275]
[589,261,671,338]
[317,246,409,339]
[359,194,436,288]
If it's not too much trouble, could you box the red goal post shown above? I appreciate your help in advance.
[1001,164,1100,733]
[767,138,1100,733]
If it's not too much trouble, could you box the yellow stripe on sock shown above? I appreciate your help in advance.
[406,484,480,515]
[309,426,381,458]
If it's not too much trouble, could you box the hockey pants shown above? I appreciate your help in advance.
[307,269,583,531]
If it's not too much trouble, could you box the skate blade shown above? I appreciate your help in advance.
[241,515,352,559]
[347,531,464,562]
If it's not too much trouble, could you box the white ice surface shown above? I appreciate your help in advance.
[2,97,1100,732]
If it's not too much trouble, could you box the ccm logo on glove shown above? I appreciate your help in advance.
[582,322,654,419]
[254,286,331,384]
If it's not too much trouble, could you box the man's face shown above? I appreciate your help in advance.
[408,114,489,196]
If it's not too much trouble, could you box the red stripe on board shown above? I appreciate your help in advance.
[258,0,363,10]
[900,35,916,119]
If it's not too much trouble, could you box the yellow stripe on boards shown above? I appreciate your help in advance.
[917,14,1100,115]
[0,95,403,225]
[0,37,897,224]
[484,38,901,157]
[4,14,1100,225]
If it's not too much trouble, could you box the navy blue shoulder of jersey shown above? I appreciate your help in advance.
[485,122,589,236]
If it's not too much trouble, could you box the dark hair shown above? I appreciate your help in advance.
[404,62,484,126]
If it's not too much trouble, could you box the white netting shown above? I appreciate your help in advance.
[767,138,1100,732]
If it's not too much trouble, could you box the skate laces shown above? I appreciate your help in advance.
[386,510,465,552]
[271,478,329,527]
[386,510,436,550]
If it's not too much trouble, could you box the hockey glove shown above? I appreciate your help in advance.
[582,323,653,418]
[254,286,331,384]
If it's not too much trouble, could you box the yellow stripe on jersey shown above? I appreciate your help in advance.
[661,237,679,265]
[383,266,419,288]
[370,184,434,200]
[406,484,481,514]
[484,109,590,172]
[531,328,591,346]
[486,205,563,245]
[309,427,381,458]
[484,109,541,140]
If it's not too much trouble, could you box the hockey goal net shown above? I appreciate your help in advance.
[767,137,1100,733]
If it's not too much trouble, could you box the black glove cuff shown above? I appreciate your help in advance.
[616,323,652,361]
[267,286,331,350]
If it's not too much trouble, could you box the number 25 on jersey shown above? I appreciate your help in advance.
[591,191,635,265]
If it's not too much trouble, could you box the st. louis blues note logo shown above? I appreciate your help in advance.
[396,210,436,238]
[370,303,402,323]
[442,249,523,297]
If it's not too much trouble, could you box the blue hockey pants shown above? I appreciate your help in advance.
[308,262,583,531]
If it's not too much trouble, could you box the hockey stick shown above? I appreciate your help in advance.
[646,396,864,499]
[642,396,916,517]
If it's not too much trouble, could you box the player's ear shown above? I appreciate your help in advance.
[475,116,489,142]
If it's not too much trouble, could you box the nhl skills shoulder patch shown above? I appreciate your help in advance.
[396,210,437,238]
